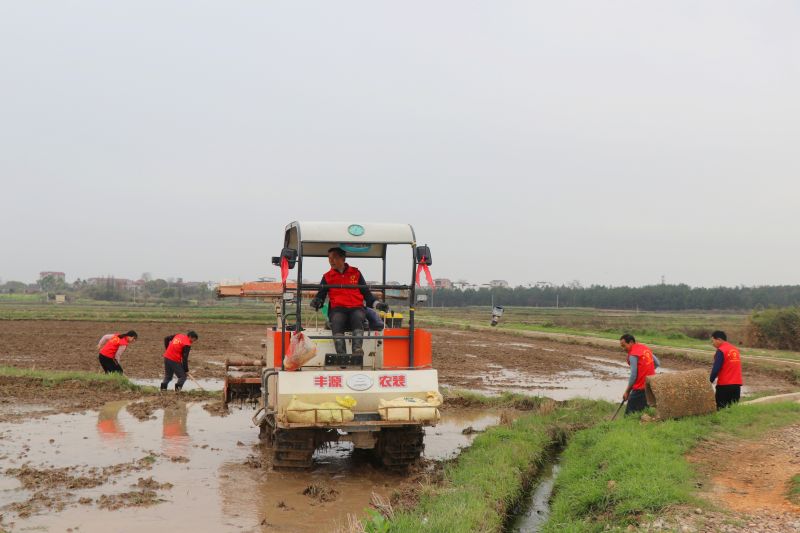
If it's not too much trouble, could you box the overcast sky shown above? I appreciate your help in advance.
[1,1,798,287]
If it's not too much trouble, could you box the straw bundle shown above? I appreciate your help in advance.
[645,369,716,419]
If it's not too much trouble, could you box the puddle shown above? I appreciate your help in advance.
[0,401,494,532]
[510,460,561,532]
[474,363,678,402]
[425,409,501,461]
[130,378,223,392]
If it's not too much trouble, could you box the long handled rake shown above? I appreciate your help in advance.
[609,399,626,421]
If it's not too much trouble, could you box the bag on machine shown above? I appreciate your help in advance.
[285,395,355,424]
[378,391,442,422]
[284,332,317,371]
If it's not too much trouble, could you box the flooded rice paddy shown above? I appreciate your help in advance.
[0,402,498,532]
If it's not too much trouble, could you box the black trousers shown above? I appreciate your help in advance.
[330,307,366,354]
[625,389,648,415]
[162,359,187,389]
[99,354,123,374]
[329,307,366,334]
[715,384,741,409]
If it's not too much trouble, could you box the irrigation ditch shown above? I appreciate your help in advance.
[361,395,800,533]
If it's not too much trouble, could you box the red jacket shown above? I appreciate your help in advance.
[163,334,192,363]
[100,334,128,359]
[627,343,656,391]
[717,341,743,386]
[319,264,374,309]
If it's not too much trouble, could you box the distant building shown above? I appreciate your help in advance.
[489,280,509,288]
[39,271,65,281]
[87,277,137,289]
[434,278,453,290]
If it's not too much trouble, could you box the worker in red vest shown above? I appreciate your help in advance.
[619,334,660,415]
[310,247,388,356]
[96,330,138,374]
[160,331,198,391]
[709,330,743,409]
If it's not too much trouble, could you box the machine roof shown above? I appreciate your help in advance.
[285,221,416,258]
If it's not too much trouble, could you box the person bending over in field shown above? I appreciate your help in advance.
[619,334,660,415]
[161,331,198,392]
[97,331,138,374]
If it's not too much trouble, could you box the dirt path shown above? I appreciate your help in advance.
[666,424,800,532]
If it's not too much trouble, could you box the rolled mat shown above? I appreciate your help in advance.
[645,369,716,419]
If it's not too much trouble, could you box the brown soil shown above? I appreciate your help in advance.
[303,483,340,503]
[0,320,266,379]
[4,455,161,518]
[0,321,793,424]
[202,400,229,417]
[677,424,800,532]
[431,328,792,395]
[689,425,800,514]
[97,489,164,510]
[0,320,793,396]
[126,395,186,421]
[0,375,153,422]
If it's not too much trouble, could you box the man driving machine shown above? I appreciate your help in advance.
[310,247,388,356]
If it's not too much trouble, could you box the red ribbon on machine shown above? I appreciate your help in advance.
[416,256,434,289]
[280,256,289,285]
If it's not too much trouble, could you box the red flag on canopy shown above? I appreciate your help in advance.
[416,256,434,290]
[280,256,289,285]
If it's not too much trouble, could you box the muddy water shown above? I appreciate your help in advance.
[510,461,561,532]
[0,403,497,532]
[458,359,683,402]
[130,377,223,391]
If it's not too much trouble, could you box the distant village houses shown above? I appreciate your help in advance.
[433,278,453,290]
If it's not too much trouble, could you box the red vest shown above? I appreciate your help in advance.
[323,264,365,308]
[163,334,192,363]
[627,343,656,390]
[99,334,128,359]
[717,341,743,385]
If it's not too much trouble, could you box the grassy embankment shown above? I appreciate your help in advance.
[365,393,799,533]
[366,395,612,533]
[0,366,217,398]
[543,401,800,531]
[417,306,798,357]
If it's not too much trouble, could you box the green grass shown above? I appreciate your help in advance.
[789,474,800,505]
[378,399,612,533]
[0,366,145,391]
[443,387,551,410]
[542,402,800,532]
[0,302,276,323]
[0,366,219,398]
[0,294,44,303]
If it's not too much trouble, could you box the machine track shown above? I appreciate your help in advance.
[271,428,337,469]
[375,426,424,470]
[272,429,317,469]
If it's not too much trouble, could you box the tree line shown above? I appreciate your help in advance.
[421,284,800,311]
[0,276,215,304]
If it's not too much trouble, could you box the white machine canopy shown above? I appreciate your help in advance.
[284,221,416,258]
